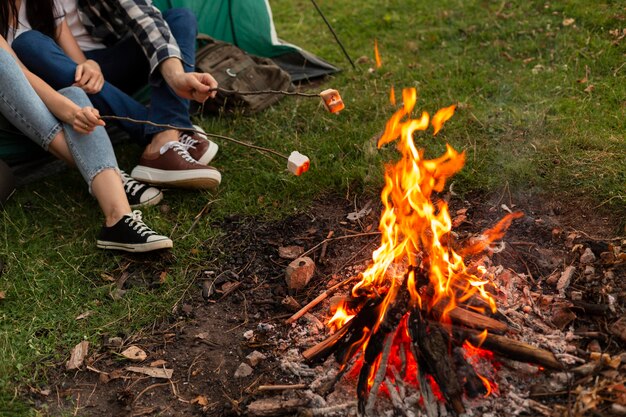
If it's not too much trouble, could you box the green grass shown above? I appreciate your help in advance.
[1,0,625,414]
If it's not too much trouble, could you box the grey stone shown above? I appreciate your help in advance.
[234,362,253,378]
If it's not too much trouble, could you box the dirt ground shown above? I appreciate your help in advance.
[30,192,625,416]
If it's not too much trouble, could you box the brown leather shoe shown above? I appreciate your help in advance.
[180,125,219,165]
[130,141,221,189]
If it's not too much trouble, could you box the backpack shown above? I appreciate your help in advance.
[194,34,293,114]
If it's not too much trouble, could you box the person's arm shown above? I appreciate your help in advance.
[114,0,217,102]
[56,19,104,94]
[0,35,104,133]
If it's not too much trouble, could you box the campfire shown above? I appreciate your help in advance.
[300,88,561,415]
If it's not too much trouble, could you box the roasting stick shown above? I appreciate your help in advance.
[285,276,357,324]
[209,87,345,113]
[99,115,311,175]
[99,115,287,158]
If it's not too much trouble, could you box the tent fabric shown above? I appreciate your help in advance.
[153,0,340,81]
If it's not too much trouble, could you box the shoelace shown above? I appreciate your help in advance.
[160,141,198,164]
[120,171,144,197]
[125,210,157,237]
[179,132,199,150]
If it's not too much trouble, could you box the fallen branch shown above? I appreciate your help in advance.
[285,276,356,324]
[257,384,307,392]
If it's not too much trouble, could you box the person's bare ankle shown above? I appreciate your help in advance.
[143,130,179,158]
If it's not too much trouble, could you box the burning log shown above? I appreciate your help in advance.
[456,328,564,370]
[356,285,410,415]
[409,307,465,415]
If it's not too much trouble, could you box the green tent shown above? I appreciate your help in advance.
[152,0,340,81]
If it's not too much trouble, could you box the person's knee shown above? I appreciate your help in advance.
[0,48,15,66]
[59,86,91,108]
[12,30,56,58]
[164,8,197,39]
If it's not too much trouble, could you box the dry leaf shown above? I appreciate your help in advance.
[191,395,209,406]
[562,18,575,26]
[66,341,89,370]
[158,271,168,284]
[126,366,173,379]
[75,311,94,320]
[0,291,5,300]
[584,85,595,93]
[101,273,115,282]
[150,359,167,367]
[121,346,147,362]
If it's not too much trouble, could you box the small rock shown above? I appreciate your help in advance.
[570,291,583,301]
[278,246,304,260]
[522,305,532,314]
[584,265,595,276]
[551,305,576,330]
[587,340,601,353]
[285,257,315,291]
[243,330,254,340]
[546,270,561,286]
[107,337,123,347]
[181,304,193,316]
[257,323,275,333]
[246,351,267,367]
[303,313,325,335]
[159,204,171,214]
[234,362,253,378]
[557,266,576,292]
[281,296,301,312]
[580,248,596,264]
[610,317,626,344]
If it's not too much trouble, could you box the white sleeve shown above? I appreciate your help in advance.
[53,0,67,26]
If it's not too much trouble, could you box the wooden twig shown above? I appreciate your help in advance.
[210,86,320,98]
[299,231,380,259]
[319,230,334,260]
[458,328,564,370]
[257,384,307,391]
[99,115,289,160]
[285,276,357,324]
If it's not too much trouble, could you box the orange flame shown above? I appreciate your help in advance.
[390,87,396,106]
[352,88,501,320]
[374,39,382,68]
[331,87,518,401]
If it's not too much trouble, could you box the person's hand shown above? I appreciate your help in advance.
[72,106,105,134]
[74,60,104,94]
[167,71,218,103]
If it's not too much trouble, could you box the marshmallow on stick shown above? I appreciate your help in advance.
[288,151,310,176]
[319,89,344,113]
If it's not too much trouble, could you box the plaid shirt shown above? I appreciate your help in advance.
[77,0,181,80]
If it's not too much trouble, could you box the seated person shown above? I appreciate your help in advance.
[11,0,221,189]
[0,36,172,253]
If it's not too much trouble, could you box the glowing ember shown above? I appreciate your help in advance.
[324,87,523,412]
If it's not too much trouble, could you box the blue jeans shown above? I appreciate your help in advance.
[0,49,118,192]
[13,8,198,147]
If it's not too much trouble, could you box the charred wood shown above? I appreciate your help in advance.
[357,285,410,415]
[456,328,564,370]
[452,346,487,398]
[409,308,465,415]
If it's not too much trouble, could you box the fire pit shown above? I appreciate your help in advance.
[250,88,625,417]
[294,88,542,415]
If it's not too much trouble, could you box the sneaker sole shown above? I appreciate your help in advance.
[129,190,164,209]
[196,141,219,165]
[97,238,173,253]
[130,167,221,190]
